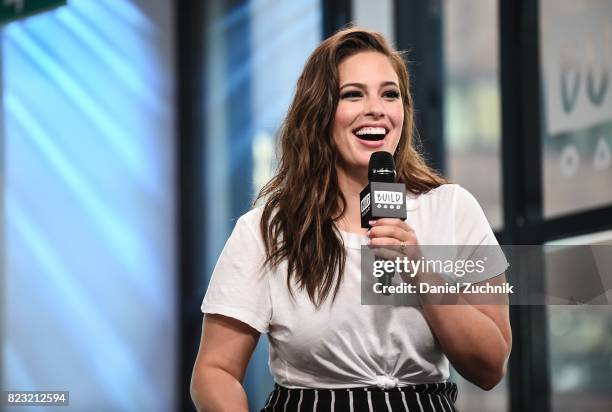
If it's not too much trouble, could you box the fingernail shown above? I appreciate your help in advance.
[369,220,376,226]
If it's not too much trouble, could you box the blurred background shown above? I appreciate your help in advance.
[1,0,611,411]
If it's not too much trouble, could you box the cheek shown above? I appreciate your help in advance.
[389,106,404,149]
[334,103,358,126]
[333,104,359,140]
[389,107,404,138]
[390,104,404,126]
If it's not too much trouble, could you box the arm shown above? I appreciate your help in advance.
[368,218,512,390]
[419,280,511,390]
[191,314,260,412]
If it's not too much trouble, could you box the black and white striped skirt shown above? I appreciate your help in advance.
[261,382,458,412]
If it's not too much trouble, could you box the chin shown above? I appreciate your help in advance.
[339,147,393,172]
[361,147,391,160]
[353,154,375,171]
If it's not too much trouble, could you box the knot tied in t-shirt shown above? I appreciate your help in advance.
[374,375,399,389]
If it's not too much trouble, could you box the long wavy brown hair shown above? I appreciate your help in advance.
[255,27,446,307]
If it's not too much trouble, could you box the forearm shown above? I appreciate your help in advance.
[191,366,250,412]
[421,303,510,390]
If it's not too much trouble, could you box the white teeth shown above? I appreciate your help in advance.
[355,127,386,135]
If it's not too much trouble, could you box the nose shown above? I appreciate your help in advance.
[365,96,385,118]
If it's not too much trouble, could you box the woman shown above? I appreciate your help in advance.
[191,28,511,412]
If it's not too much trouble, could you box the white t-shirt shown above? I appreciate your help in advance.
[201,184,508,389]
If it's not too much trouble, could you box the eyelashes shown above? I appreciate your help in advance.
[340,91,362,99]
[383,91,400,99]
[340,90,401,99]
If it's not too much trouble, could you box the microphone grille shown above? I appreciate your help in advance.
[368,151,396,173]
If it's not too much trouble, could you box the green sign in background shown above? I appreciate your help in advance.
[0,0,66,26]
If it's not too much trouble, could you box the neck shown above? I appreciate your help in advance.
[335,164,368,234]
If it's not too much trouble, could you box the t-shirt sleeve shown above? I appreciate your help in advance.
[453,185,509,283]
[201,213,272,333]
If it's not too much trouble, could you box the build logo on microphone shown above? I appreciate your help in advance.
[374,190,403,209]
[360,193,371,214]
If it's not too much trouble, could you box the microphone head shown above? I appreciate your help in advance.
[368,151,396,182]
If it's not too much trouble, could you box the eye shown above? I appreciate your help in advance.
[340,90,362,99]
[383,90,400,99]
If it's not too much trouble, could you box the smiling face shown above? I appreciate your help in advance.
[332,51,404,175]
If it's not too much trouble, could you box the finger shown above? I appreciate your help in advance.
[371,218,415,232]
[369,244,422,261]
[369,246,422,264]
[368,225,414,242]
[370,247,402,261]
[369,236,400,246]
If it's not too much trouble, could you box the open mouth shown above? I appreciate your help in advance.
[353,126,387,141]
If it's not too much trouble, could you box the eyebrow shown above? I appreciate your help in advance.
[339,81,399,90]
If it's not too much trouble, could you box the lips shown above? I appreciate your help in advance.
[353,126,388,141]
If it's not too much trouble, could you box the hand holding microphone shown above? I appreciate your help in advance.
[359,151,417,255]
[360,152,421,293]
[359,151,407,228]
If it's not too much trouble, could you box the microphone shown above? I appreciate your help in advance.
[360,151,407,296]
[360,151,407,228]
